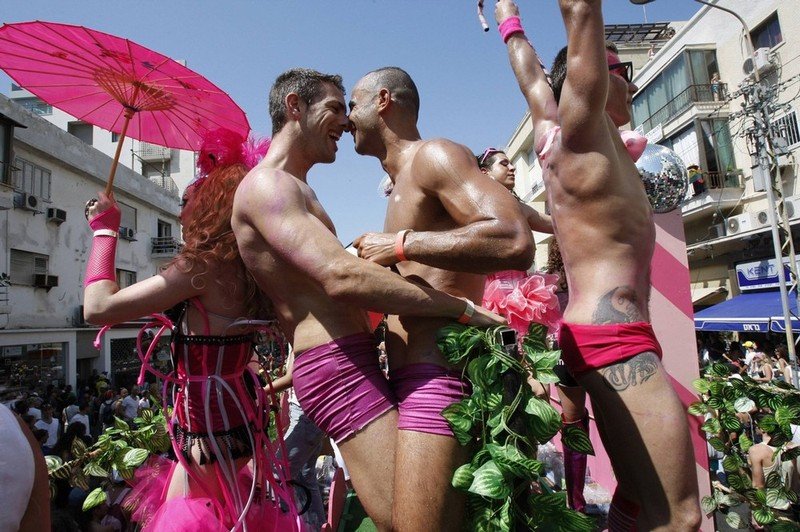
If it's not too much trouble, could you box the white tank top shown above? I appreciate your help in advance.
[0,403,34,531]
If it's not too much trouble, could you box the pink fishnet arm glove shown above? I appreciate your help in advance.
[84,205,121,287]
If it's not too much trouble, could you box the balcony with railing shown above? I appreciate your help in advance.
[637,83,728,134]
[150,236,182,258]
[681,169,744,223]
[138,142,171,161]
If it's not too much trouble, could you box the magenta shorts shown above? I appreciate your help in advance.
[293,333,396,443]
[391,363,470,437]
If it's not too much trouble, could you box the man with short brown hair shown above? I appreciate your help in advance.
[232,68,504,529]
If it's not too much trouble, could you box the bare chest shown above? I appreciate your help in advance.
[385,181,451,232]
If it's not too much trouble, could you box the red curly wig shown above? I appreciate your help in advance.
[174,163,269,318]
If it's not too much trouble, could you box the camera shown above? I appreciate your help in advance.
[495,327,518,352]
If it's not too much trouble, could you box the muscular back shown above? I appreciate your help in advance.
[539,117,655,325]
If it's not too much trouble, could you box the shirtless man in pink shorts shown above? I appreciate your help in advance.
[231,68,504,530]
[493,0,701,529]
[350,67,535,531]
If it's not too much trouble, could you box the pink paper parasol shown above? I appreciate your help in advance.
[0,21,250,194]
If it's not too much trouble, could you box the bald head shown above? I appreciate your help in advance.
[362,67,420,120]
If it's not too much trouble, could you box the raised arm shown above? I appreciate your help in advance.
[495,0,558,145]
[519,202,554,234]
[236,168,503,325]
[355,140,534,273]
[83,193,202,325]
[557,0,609,142]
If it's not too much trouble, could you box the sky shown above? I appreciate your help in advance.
[1,0,702,245]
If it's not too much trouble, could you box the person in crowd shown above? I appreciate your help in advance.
[476,147,553,238]
[492,0,701,528]
[748,414,800,517]
[51,421,91,462]
[83,129,301,530]
[95,372,110,395]
[775,345,794,385]
[34,403,60,453]
[27,395,42,422]
[752,351,776,383]
[349,66,535,530]
[232,67,505,530]
[119,387,139,421]
[63,398,80,427]
[70,403,91,438]
[98,390,116,431]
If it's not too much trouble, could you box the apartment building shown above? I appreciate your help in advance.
[0,92,182,391]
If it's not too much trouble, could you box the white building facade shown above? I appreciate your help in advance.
[0,93,181,392]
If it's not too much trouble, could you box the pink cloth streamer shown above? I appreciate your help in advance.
[84,205,122,287]
[392,363,470,437]
[498,16,525,43]
[483,270,562,338]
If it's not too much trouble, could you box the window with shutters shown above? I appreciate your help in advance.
[9,249,49,286]
[118,201,137,232]
[10,157,51,199]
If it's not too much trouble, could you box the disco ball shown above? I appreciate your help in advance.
[635,143,688,213]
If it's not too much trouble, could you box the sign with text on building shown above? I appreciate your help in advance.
[736,256,800,291]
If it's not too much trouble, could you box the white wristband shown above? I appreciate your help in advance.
[93,229,118,238]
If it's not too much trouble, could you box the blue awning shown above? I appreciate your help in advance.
[694,290,800,333]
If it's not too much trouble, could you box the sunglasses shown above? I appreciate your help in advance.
[478,147,504,166]
[608,61,634,83]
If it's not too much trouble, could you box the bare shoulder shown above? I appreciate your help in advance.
[415,138,472,163]
[234,166,303,216]
[412,138,478,189]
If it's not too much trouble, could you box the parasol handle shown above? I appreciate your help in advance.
[477,1,490,32]
[105,108,135,196]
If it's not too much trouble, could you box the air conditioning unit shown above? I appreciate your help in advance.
[46,207,67,225]
[709,223,726,239]
[755,209,771,226]
[726,213,763,235]
[784,196,799,219]
[743,47,774,77]
[19,192,40,212]
[33,274,58,289]
[119,227,136,241]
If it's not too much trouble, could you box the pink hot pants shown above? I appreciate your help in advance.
[293,332,395,443]
[558,321,663,376]
[391,363,470,438]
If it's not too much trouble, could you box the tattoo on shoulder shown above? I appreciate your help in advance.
[591,286,644,324]
[600,352,660,392]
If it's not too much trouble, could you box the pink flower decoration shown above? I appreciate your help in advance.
[483,270,562,338]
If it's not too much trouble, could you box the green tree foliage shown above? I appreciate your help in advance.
[692,363,800,529]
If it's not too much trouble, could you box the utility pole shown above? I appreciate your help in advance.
[732,40,800,388]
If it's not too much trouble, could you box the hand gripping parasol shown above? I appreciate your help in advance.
[0,21,250,194]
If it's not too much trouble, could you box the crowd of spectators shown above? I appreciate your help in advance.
[1,372,160,531]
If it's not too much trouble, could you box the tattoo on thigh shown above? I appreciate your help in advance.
[600,352,660,392]
[591,286,644,324]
